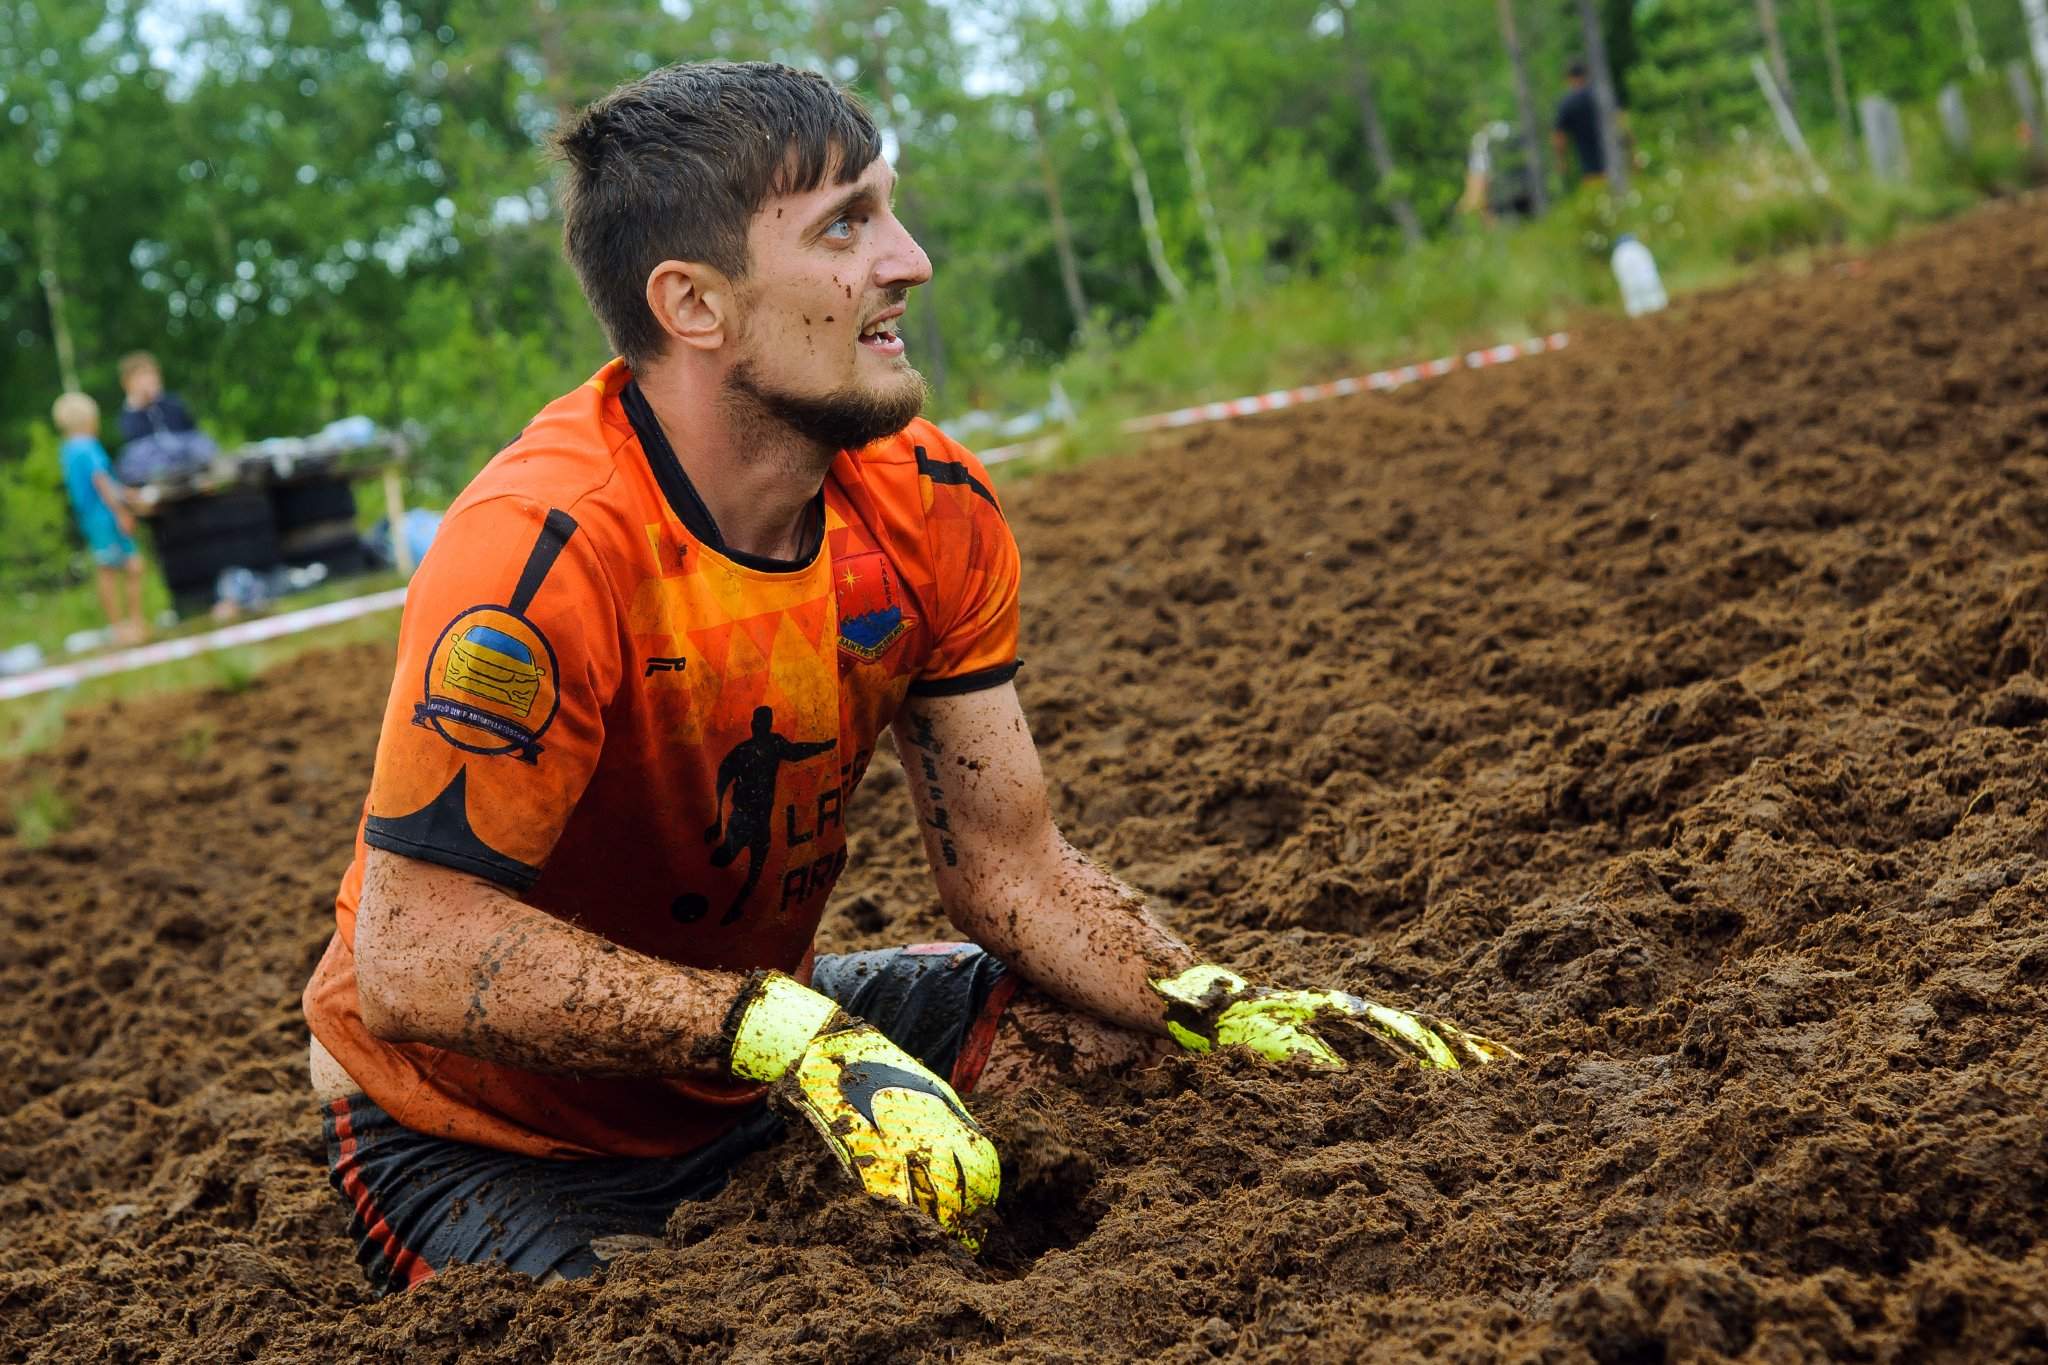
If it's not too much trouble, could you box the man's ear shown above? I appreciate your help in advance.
[646,259,732,353]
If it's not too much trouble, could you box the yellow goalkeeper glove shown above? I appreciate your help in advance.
[1151,963,1518,1070]
[728,971,1000,1246]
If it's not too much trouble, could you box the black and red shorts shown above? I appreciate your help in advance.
[322,944,1016,1293]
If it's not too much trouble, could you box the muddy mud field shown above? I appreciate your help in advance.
[6,199,2048,1362]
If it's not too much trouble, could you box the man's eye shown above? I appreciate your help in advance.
[824,215,857,241]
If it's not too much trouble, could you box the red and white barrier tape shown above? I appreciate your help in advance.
[982,332,1570,463]
[0,586,409,703]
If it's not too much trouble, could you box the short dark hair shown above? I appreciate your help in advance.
[1567,61,1588,80]
[551,61,883,368]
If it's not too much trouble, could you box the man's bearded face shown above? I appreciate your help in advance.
[725,155,934,453]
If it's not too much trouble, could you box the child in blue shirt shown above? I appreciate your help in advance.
[54,392,148,646]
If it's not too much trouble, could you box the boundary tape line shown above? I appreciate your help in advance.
[1,586,409,703]
[982,331,1570,465]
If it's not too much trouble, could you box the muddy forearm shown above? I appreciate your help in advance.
[894,690,1195,1034]
[957,833,1196,1036]
[354,849,742,1079]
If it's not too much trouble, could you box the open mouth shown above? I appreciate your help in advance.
[858,314,905,355]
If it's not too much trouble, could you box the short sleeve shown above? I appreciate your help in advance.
[909,435,1022,697]
[361,496,622,890]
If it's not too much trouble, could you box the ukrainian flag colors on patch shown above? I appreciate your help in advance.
[445,623,545,715]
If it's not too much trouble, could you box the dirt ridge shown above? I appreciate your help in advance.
[3,197,2046,1362]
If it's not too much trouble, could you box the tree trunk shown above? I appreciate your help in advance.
[32,183,81,394]
[2026,0,2048,121]
[2009,57,2044,149]
[1102,86,1188,306]
[1337,0,1423,248]
[1178,109,1234,306]
[1028,100,1091,338]
[1575,0,1629,195]
[1953,0,1986,76]
[1814,0,1856,167]
[1756,0,1793,104]
[1495,0,1550,215]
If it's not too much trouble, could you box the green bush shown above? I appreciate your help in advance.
[1842,178,1978,248]
[0,425,81,593]
[1716,193,1851,262]
[1940,144,2040,200]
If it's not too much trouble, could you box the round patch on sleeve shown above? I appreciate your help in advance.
[413,605,561,762]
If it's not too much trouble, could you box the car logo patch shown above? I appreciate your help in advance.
[414,605,559,762]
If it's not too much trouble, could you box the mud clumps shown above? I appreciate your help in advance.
[6,200,2048,1360]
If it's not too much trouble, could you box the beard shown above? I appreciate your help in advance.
[721,357,928,459]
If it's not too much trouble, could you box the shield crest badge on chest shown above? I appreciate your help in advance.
[834,549,914,663]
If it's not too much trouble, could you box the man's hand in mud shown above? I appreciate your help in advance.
[1149,964,1518,1071]
[727,971,1000,1246]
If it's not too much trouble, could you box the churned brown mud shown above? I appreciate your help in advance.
[5,197,2047,1362]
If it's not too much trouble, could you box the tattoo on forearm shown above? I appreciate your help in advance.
[464,920,535,1043]
[905,712,959,868]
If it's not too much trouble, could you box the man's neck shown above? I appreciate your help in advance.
[633,363,831,562]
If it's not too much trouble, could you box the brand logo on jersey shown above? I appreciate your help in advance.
[414,605,559,762]
[835,550,915,663]
[644,656,687,676]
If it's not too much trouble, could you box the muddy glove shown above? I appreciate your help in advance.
[1150,963,1518,1070]
[728,971,1000,1246]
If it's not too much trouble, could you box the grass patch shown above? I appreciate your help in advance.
[9,780,74,849]
[3,562,177,659]
[1,690,74,762]
[210,649,259,694]
[176,722,216,763]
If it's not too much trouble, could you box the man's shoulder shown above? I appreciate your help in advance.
[449,367,645,533]
[847,419,999,498]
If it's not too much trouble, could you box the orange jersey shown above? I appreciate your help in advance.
[303,360,1020,1159]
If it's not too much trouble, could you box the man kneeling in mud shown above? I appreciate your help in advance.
[301,61,1513,1292]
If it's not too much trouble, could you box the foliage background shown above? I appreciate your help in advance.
[2,0,2040,597]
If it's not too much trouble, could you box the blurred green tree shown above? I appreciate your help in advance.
[0,0,2029,604]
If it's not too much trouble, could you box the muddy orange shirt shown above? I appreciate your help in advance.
[303,359,1020,1159]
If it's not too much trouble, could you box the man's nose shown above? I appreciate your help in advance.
[875,212,932,290]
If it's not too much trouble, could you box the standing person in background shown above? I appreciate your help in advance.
[115,352,199,445]
[1553,62,1611,185]
[116,352,198,446]
[114,351,218,484]
[53,393,149,647]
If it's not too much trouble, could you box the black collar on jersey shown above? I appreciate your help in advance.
[620,378,825,575]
